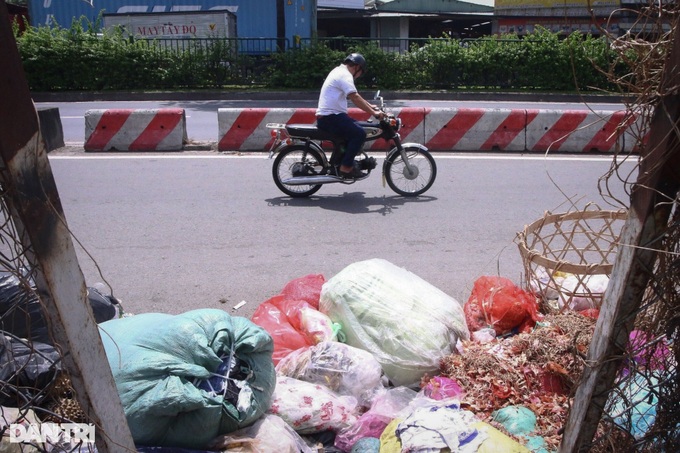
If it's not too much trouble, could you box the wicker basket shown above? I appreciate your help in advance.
[516,206,628,313]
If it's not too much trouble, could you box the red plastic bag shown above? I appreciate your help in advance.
[579,308,600,319]
[464,276,539,336]
[251,296,313,364]
[280,274,325,309]
[251,274,333,365]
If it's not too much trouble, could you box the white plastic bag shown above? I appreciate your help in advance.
[268,376,358,434]
[396,398,487,453]
[319,259,470,387]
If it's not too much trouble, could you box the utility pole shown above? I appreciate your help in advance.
[559,21,680,453]
[0,1,136,450]
[277,0,286,50]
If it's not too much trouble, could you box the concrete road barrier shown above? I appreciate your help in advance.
[85,107,642,153]
[218,107,640,153]
[84,109,187,151]
[217,107,427,152]
[37,107,65,152]
[218,108,317,152]
[525,109,635,153]
[423,108,529,152]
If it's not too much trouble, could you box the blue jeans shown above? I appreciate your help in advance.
[316,113,366,167]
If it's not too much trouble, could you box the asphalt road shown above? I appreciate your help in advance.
[48,151,637,320]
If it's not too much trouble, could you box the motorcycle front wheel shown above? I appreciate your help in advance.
[384,146,437,196]
[272,145,326,198]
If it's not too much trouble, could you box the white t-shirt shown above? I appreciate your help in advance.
[316,64,357,116]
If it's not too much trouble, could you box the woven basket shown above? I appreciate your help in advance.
[516,206,628,313]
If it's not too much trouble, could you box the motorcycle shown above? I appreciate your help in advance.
[266,92,437,198]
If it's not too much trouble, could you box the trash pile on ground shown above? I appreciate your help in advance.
[0,271,123,451]
[440,310,596,451]
[1,257,668,452]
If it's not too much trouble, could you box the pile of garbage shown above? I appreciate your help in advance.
[0,271,123,451]
[1,258,668,452]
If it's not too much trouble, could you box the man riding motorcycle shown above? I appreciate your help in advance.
[315,53,386,179]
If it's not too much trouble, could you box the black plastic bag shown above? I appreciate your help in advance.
[0,334,61,406]
[0,272,120,344]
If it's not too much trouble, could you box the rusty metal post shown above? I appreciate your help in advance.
[559,23,680,453]
[0,1,136,451]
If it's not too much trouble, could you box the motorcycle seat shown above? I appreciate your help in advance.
[286,124,343,142]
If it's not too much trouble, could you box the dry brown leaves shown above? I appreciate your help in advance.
[438,311,596,450]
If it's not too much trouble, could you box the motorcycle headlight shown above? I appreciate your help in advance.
[390,117,401,130]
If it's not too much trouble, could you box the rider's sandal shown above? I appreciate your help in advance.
[339,167,365,179]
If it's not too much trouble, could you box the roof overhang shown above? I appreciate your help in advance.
[318,8,493,20]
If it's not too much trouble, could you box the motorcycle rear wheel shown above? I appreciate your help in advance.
[272,145,326,198]
[384,146,437,196]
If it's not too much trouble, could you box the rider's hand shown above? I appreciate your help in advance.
[373,109,385,120]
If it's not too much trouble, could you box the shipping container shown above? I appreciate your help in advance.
[103,10,237,39]
[28,0,314,46]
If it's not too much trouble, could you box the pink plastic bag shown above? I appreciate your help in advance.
[422,376,465,401]
[334,412,391,452]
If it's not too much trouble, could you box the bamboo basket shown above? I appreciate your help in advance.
[516,206,628,313]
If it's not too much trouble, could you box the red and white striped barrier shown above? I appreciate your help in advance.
[218,108,316,152]
[217,107,639,153]
[86,107,639,153]
[84,109,187,151]
[524,109,636,153]
[422,108,637,152]
[217,107,426,152]
[423,108,528,152]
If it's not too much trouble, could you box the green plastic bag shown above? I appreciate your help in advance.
[99,309,276,449]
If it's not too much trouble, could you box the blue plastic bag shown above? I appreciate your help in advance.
[99,309,276,449]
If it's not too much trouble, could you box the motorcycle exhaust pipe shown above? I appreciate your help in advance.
[281,175,345,185]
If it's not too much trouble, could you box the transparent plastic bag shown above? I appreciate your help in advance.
[320,259,470,387]
[268,376,358,434]
[206,414,314,453]
[334,386,418,452]
[334,412,391,452]
[276,341,383,408]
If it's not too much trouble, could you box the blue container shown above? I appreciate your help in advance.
[28,0,314,45]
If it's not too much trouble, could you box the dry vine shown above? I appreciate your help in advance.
[585,3,678,450]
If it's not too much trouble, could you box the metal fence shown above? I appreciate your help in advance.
[297,37,435,53]
[133,36,471,87]
[126,35,613,91]
[143,36,288,55]
[139,36,447,56]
